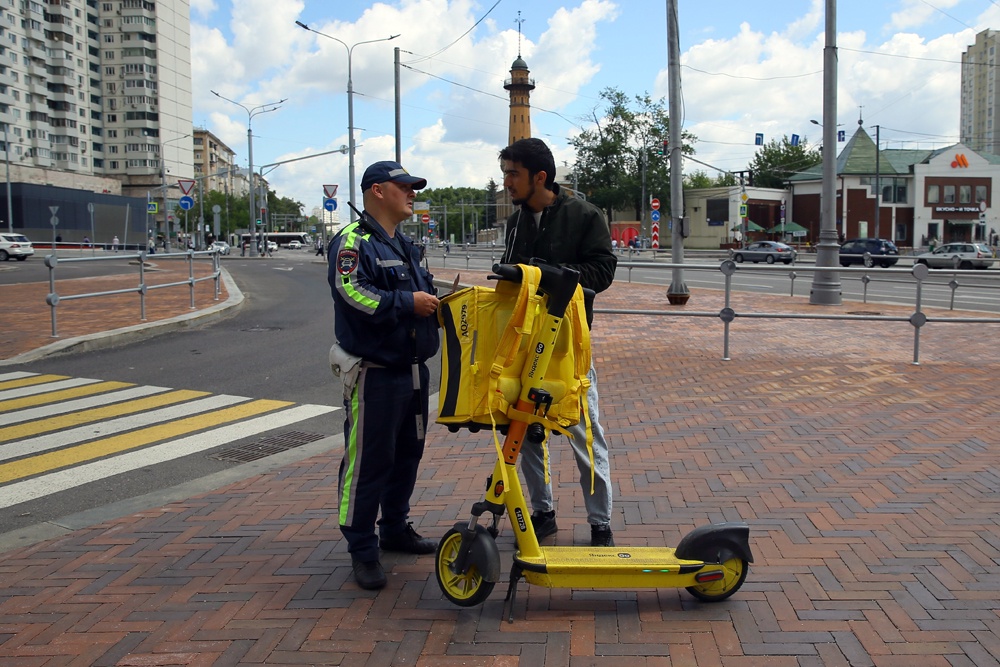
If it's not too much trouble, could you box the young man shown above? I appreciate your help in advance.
[327,160,440,589]
[499,138,618,547]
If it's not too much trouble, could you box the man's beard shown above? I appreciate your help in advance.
[510,183,535,206]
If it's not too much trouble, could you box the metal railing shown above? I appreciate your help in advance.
[43,249,223,338]
[600,259,1000,364]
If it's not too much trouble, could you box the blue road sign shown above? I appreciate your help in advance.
[651,210,661,222]
[324,198,337,212]
[179,195,194,210]
[791,134,800,146]
[755,133,764,145]
[147,202,158,213]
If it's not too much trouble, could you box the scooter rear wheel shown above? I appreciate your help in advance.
[436,528,496,607]
[686,556,749,602]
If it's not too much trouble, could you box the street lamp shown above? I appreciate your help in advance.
[3,123,12,235]
[211,91,286,250]
[295,21,399,221]
[157,132,192,252]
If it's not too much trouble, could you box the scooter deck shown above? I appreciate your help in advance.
[514,546,720,589]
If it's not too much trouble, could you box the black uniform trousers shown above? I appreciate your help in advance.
[338,362,430,563]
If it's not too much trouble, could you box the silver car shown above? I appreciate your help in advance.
[732,241,797,265]
[915,242,994,270]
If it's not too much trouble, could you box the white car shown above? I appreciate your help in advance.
[0,233,34,261]
[915,242,994,270]
[209,241,231,255]
[287,240,302,249]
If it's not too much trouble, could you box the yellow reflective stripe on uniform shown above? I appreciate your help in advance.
[337,222,382,312]
[339,381,361,525]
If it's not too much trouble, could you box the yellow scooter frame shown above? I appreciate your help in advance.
[435,263,753,620]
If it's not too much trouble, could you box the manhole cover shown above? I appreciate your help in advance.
[210,431,327,463]
[845,311,883,316]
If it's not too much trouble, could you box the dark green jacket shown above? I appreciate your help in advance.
[501,184,617,324]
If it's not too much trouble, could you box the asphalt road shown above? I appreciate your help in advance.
[1,251,347,543]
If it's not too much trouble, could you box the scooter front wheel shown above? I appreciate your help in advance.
[436,528,496,606]
[686,556,749,602]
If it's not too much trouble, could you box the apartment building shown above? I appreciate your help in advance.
[960,29,1000,155]
[0,0,192,242]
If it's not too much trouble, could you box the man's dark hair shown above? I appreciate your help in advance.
[499,138,556,190]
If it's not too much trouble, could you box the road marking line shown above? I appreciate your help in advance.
[0,393,242,463]
[0,380,135,413]
[0,404,337,509]
[0,377,105,404]
[0,385,171,426]
[0,372,36,382]
[0,389,215,443]
[0,398,295,484]
[0,374,69,391]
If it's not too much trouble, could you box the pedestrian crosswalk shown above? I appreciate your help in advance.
[0,371,339,510]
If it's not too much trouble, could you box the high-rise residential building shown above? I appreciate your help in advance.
[961,29,1000,155]
[193,126,238,196]
[0,0,193,240]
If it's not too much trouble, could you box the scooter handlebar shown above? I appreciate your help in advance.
[491,261,581,318]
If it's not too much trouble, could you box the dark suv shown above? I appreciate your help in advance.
[839,238,900,268]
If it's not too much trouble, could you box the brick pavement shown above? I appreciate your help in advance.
[2,266,1000,665]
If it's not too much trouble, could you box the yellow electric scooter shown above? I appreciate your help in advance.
[435,262,753,621]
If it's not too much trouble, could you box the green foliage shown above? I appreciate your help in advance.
[570,87,697,222]
[417,185,492,242]
[685,170,738,189]
[747,135,821,189]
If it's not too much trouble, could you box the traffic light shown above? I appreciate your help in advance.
[658,140,668,156]
[748,170,755,187]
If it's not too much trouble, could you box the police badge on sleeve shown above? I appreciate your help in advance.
[337,249,359,275]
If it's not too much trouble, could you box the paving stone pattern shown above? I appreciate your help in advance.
[2,269,1000,665]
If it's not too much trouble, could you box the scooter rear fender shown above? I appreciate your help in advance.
[674,522,753,564]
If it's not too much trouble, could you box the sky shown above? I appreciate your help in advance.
[189,0,1000,219]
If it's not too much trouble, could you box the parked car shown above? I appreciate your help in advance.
[0,232,34,261]
[732,241,797,264]
[839,238,899,267]
[286,240,302,249]
[915,242,995,270]
[208,240,231,255]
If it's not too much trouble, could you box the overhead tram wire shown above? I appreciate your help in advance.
[402,0,503,65]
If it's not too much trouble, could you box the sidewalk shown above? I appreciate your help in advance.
[2,268,1000,665]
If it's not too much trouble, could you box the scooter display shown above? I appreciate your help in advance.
[435,262,753,621]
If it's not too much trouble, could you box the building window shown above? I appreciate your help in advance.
[976,185,987,203]
[960,185,972,204]
[943,185,956,203]
[927,184,939,204]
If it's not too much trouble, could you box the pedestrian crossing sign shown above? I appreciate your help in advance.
[147,202,158,213]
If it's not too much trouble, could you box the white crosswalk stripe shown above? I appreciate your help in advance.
[0,372,339,510]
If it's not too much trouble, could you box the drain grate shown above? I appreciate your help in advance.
[210,430,327,463]
[846,311,883,316]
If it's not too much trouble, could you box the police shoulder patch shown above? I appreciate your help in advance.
[337,249,359,275]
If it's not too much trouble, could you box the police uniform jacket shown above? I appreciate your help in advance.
[328,214,439,368]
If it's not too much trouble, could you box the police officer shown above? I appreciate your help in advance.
[327,160,440,590]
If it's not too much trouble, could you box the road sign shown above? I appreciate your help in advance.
[147,202,158,213]
[324,184,339,199]
[324,198,337,212]
[739,204,748,217]
[650,198,660,211]
[422,214,431,224]
[651,210,660,222]
[179,195,194,210]
[177,179,196,196]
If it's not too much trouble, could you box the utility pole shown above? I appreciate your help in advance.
[874,124,881,240]
[666,0,689,305]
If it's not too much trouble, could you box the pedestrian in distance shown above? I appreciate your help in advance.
[498,137,618,547]
[112,235,119,252]
[327,160,440,590]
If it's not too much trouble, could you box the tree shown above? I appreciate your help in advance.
[485,178,499,229]
[416,185,490,242]
[570,87,697,224]
[747,135,821,189]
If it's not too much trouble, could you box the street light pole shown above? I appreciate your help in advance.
[210,91,286,250]
[3,124,12,235]
[809,0,843,305]
[295,21,399,221]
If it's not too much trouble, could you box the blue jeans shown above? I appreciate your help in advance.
[519,364,612,527]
